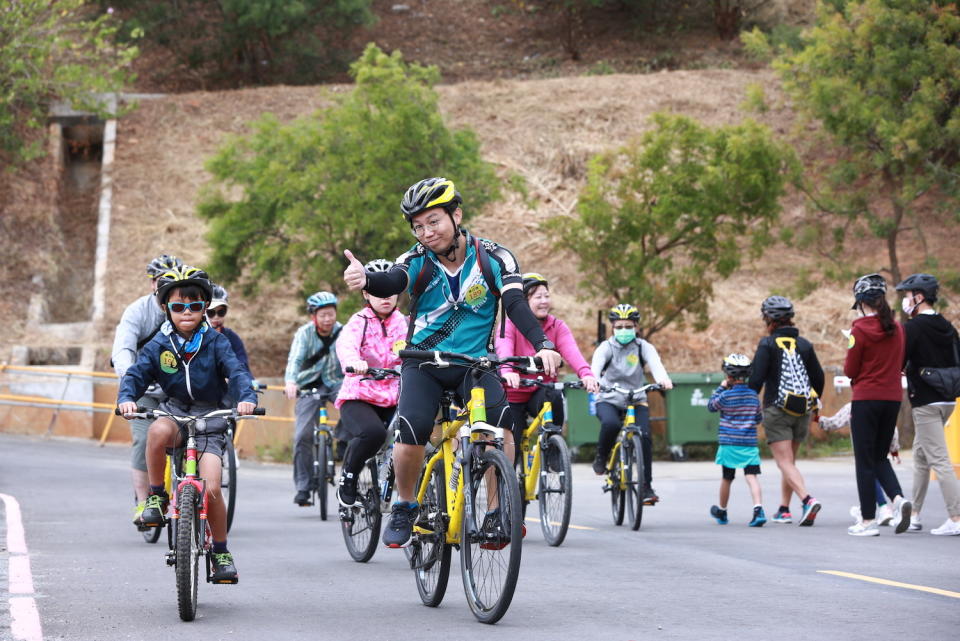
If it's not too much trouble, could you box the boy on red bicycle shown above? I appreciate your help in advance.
[118,266,257,583]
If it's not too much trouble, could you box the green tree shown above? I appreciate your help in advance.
[111,0,374,85]
[0,0,138,167]
[746,0,960,288]
[546,113,793,337]
[198,43,500,297]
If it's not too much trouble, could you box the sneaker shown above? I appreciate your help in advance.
[877,503,894,526]
[907,515,922,532]
[799,498,821,526]
[382,502,418,548]
[710,505,728,525]
[771,507,793,524]
[749,506,767,527]
[848,520,880,537]
[930,518,960,536]
[592,454,606,476]
[849,505,861,522]
[479,508,511,550]
[643,485,660,505]
[210,552,238,583]
[892,497,912,534]
[140,492,169,527]
[336,472,360,508]
[294,490,312,506]
[132,500,146,526]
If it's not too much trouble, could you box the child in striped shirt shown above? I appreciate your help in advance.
[707,354,766,527]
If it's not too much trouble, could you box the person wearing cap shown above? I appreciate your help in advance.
[206,283,251,376]
[844,273,910,536]
[895,273,960,535]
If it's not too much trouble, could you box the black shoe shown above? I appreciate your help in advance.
[592,454,606,475]
[140,491,169,527]
[382,502,418,548]
[337,472,360,507]
[210,551,238,584]
[294,490,312,506]
[479,508,511,550]
[642,485,659,505]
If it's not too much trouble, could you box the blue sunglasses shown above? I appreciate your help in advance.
[167,301,206,314]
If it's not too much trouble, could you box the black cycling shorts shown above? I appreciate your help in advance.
[395,359,510,446]
[722,464,761,480]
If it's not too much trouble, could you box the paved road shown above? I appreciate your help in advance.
[1,433,957,641]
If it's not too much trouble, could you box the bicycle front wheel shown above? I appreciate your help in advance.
[538,434,572,547]
[340,459,382,563]
[316,433,329,520]
[461,448,523,624]
[625,435,645,531]
[175,484,201,622]
[609,451,625,526]
[222,436,238,532]
[412,459,451,607]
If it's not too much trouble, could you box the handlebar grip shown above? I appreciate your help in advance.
[399,349,436,360]
[345,366,356,373]
[253,408,266,416]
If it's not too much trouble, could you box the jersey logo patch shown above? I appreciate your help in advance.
[465,283,487,306]
[160,350,178,374]
[626,353,640,367]
[392,339,406,354]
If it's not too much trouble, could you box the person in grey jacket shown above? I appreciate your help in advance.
[591,304,673,504]
[111,254,181,527]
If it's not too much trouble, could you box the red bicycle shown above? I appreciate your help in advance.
[118,406,264,621]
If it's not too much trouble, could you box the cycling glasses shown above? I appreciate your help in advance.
[411,217,444,237]
[206,307,227,318]
[167,301,206,314]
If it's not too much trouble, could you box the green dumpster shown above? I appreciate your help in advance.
[561,375,597,450]
[664,372,724,460]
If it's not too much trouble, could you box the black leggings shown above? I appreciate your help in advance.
[396,360,510,445]
[338,401,394,475]
[508,386,565,446]
[596,402,653,486]
[850,399,903,520]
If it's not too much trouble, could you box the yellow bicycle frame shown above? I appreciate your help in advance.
[413,387,493,545]
[517,401,555,502]
[604,402,644,491]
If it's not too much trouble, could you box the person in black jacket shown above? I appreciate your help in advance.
[748,296,825,527]
[896,273,960,535]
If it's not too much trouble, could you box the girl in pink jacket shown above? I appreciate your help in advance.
[495,273,599,459]
[335,259,408,507]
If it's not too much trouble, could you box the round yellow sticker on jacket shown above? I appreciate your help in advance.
[465,283,487,306]
[160,350,178,374]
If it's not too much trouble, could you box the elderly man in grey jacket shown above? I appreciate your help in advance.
[111,254,179,526]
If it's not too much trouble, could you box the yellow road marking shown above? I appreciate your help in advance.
[524,517,597,531]
[818,571,960,599]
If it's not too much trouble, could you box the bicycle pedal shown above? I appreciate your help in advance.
[165,551,176,566]
[210,577,239,585]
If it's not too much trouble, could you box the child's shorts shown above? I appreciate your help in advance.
[716,444,761,479]
[722,464,761,480]
[158,399,230,460]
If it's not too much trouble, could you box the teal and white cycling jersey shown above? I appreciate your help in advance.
[396,230,522,357]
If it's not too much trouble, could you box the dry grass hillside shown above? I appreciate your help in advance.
[4,68,958,404]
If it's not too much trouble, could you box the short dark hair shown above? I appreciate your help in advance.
[165,284,207,304]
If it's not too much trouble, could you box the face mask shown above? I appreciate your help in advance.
[901,296,916,315]
[614,328,636,344]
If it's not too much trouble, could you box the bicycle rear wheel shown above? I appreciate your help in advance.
[316,433,329,520]
[175,484,201,622]
[412,459,451,607]
[609,451,625,526]
[461,448,523,624]
[222,435,238,532]
[625,435,645,531]
[340,459,382,563]
[538,434,572,547]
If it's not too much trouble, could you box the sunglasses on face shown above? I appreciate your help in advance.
[167,301,206,314]
[206,307,227,318]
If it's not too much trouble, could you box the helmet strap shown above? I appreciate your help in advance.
[438,216,461,263]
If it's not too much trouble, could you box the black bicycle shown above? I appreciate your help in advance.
[298,388,337,520]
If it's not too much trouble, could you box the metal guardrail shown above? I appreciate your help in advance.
[0,364,294,446]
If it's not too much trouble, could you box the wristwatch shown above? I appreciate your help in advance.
[535,339,556,351]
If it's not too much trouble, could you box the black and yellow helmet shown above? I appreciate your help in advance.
[155,265,213,305]
[146,254,182,279]
[608,303,640,322]
[400,177,462,222]
[722,353,753,379]
[522,272,548,297]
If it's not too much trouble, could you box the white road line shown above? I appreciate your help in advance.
[1,493,43,641]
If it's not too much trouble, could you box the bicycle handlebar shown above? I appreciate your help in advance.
[516,378,584,391]
[116,406,266,420]
[598,383,663,395]
[344,366,400,380]
[398,349,543,373]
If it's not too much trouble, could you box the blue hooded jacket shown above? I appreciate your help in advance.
[118,321,256,407]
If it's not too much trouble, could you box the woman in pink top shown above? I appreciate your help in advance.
[495,273,600,458]
[334,259,408,507]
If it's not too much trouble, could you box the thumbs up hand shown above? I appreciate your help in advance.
[343,249,367,291]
